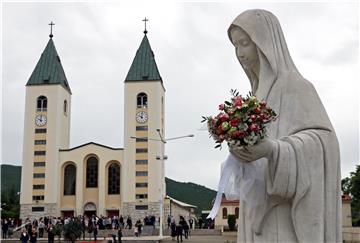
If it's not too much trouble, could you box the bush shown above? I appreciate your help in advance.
[63,219,83,243]
[227,214,236,231]
[53,224,63,241]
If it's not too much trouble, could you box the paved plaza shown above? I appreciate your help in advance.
[161,234,237,243]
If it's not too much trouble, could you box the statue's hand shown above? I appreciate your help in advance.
[229,138,276,162]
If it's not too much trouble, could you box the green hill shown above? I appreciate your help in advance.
[1,164,21,193]
[1,164,21,218]
[165,177,216,215]
[0,164,216,217]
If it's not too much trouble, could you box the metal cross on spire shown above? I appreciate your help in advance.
[142,17,149,34]
[49,21,55,38]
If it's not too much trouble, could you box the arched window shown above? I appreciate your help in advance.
[108,163,120,194]
[86,157,98,188]
[137,93,148,108]
[63,100,67,114]
[235,207,239,218]
[37,96,47,112]
[64,164,76,195]
[222,207,228,219]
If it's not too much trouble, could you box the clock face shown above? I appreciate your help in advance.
[136,111,148,123]
[35,115,47,127]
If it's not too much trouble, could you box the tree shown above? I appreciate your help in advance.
[53,224,63,242]
[1,186,20,219]
[341,164,360,226]
[63,219,83,243]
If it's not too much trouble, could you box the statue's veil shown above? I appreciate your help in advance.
[228,9,303,102]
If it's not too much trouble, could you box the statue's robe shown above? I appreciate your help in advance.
[228,10,341,243]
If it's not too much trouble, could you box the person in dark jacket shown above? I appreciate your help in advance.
[176,224,183,243]
[118,228,122,243]
[20,229,29,243]
[167,215,171,229]
[47,225,55,243]
[119,215,124,229]
[93,226,98,241]
[2,219,9,239]
[126,216,132,229]
[29,228,38,243]
[171,220,176,240]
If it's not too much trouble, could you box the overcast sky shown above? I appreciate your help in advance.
[2,1,359,190]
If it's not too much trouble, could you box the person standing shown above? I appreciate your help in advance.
[47,225,54,243]
[20,229,29,243]
[93,225,98,242]
[119,215,124,229]
[188,218,193,229]
[38,220,45,238]
[198,217,203,229]
[135,220,142,237]
[29,227,38,243]
[170,220,176,241]
[2,219,9,239]
[176,223,183,243]
[118,227,122,243]
[167,215,171,229]
[126,216,132,230]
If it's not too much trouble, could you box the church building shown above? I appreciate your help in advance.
[19,24,167,221]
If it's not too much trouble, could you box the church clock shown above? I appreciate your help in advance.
[136,111,148,123]
[35,114,47,127]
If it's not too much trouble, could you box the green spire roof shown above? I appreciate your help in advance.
[26,38,71,93]
[125,34,162,81]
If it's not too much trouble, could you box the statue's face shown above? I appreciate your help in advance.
[230,27,259,71]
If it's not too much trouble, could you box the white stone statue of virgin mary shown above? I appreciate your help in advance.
[216,9,341,242]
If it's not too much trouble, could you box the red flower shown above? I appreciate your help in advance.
[235,131,246,138]
[219,113,229,122]
[233,96,243,107]
[250,115,257,121]
[254,107,261,114]
[219,104,225,110]
[260,101,267,107]
[230,119,239,127]
[250,124,259,132]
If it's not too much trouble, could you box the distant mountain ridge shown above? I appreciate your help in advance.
[1,164,216,215]
[165,177,216,214]
[1,164,21,192]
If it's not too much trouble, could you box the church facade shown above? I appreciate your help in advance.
[19,28,166,221]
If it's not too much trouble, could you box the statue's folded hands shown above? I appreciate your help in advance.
[228,137,277,162]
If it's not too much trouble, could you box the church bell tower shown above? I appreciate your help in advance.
[20,25,71,218]
[123,23,166,219]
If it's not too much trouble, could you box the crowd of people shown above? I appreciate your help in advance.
[1,214,209,242]
[1,214,177,242]
[167,215,194,243]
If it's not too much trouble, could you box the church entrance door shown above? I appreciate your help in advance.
[84,210,96,218]
[107,210,119,218]
[84,202,97,218]
[62,210,74,218]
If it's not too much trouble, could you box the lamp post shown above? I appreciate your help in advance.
[131,130,194,237]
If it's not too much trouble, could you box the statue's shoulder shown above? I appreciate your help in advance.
[282,72,316,96]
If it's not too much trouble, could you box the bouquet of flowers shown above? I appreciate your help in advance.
[201,89,277,149]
